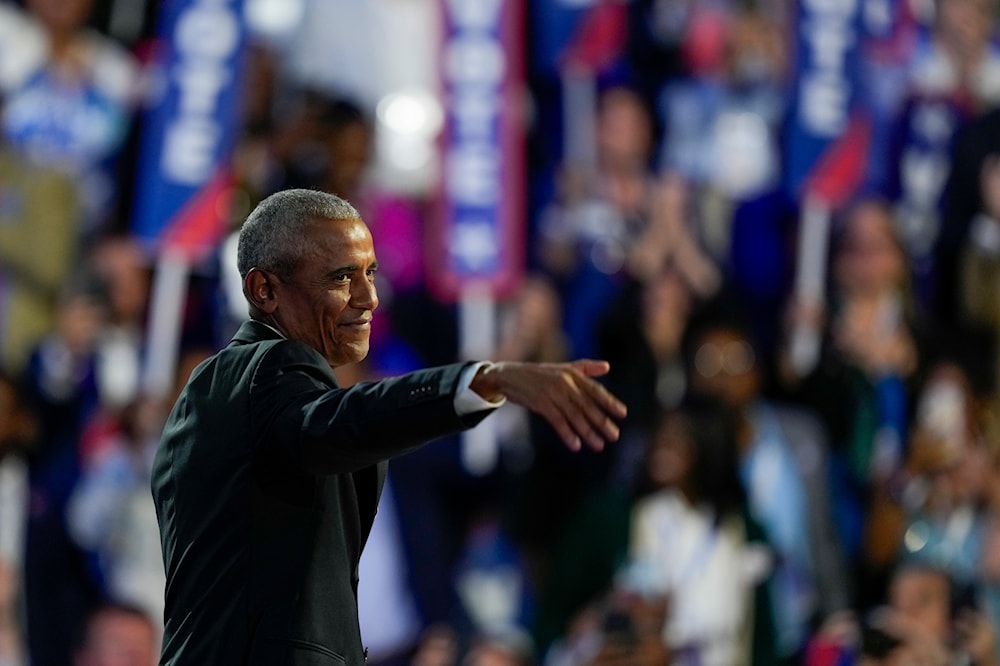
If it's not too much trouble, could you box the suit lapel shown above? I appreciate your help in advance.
[234,319,388,550]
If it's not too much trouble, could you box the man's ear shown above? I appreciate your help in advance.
[244,268,278,314]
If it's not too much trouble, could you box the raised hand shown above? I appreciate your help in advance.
[470,360,627,452]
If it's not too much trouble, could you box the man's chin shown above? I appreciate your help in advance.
[331,343,370,368]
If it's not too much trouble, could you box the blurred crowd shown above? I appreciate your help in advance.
[2,0,1000,664]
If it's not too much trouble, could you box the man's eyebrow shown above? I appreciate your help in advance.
[326,261,378,277]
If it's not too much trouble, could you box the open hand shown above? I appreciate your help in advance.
[471,360,627,451]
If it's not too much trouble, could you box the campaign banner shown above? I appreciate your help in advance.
[530,0,592,77]
[131,0,247,261]
[429,0,526,302]
[783,0,868,205]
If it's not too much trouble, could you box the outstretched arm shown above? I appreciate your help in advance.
[469,360,627,452]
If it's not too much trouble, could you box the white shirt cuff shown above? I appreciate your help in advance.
[454,362,506,415]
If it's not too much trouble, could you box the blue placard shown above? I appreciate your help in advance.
[783,0,866,201]
[432,0,525,301]
[131,0,247,259]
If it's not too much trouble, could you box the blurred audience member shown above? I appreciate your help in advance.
[953,149,1000,424]
[66,395,165,633]
[780,197,926,575]
[616,402,778,665]
[657,5,787,209]
[828,198,921,476]
[598,262,694,422]
[21,276,109,666]
[495,275,578,555]
[319,97,374,204]
[495,276,570,367]
[87,236,150,414]
[688,300,850,660]
[873,563,994,666]
[229,41,284,213]
[652,4,791,360]
[543,401,779,665]
[595,261,701,492]
[0,371,36,666]
[0,0,141,238]
[983,483,1000,664]
[409,625,459,666]
[562,590,671,666]
[537,85,659,359]
[807,561,998,665]
[461,627,534,666]
[893,0,1000,311]
[0,140,78,375]
[864,354,1000,658]
[73,601,157,666]
[494,274,592,475]
[626,171,721,296]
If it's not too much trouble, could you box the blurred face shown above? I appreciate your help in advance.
[27,0,93,35]
[647,413,695,488]
[642,268,692,356]
[93,241,149,326]
[507,277,563,352]
[57,295,106,356]
[725,10,785,85]
[690,329,758,408]
[74,610,156,666]
[269,218,379,368]
[327,121,372,199]
[937,0,995,52]
[889,569,951,642]
[597,88,653,171]
[835,202,905,296]
[0,380,28,445]
[464,644,524,666]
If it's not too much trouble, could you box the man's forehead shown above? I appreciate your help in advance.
[305,217,375,256]
[307,215,369,233]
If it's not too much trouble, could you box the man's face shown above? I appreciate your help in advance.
[889,568,951,642]
[270,217,379,368]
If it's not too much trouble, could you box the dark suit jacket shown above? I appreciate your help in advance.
[152,320,491,665]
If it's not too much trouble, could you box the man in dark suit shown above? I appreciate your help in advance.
[151,188,626,665]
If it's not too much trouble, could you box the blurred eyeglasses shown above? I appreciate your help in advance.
[694,340,755,378]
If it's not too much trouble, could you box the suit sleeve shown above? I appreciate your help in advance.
[248,340,492,474]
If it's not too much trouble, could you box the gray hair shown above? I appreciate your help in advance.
[236,189,361,279]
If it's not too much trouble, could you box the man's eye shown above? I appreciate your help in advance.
[333,274,350,283]
[366,268,378,278]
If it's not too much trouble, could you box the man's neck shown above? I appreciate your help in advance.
[251,318,286,339]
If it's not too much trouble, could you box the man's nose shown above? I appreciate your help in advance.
[352,277,378,310]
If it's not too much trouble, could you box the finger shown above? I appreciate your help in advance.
[563,387,606,451]
[540,404,582,452]
[566,373,625,445]
[577,372,628,421]
[571,359,611,377]
[571,385,621,445]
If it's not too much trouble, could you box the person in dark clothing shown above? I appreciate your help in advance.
[151,188,626,665]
